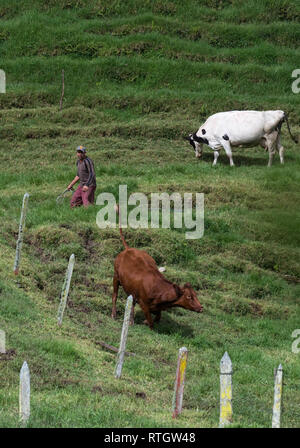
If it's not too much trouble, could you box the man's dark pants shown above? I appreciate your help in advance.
[70,185,96,208]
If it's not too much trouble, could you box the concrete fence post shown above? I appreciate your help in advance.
[0,69,5,93]
[0,329,5,354]
[19,361,30,426]
[114,295,133,379]
[219,351,233,427]
[14,193,29,275]
[172,346,188,418]
[272,364,283,428]
[57,254,75,326]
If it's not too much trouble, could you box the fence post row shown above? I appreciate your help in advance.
[13,193,29,275]
[19,361,30,427]
[114,295,133,379]
[57,254,75,326]
[10,343,285,426]
[172,346,188,418]
[0,329,5,354]
[219,351,233,428]
[272,364,283,428]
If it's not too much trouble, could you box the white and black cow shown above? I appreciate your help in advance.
[186,110,297,166]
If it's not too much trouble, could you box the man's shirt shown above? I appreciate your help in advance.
[76,157,96,187]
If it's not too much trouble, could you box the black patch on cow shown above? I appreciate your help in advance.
[222,134,229,141]
[275,119,283,132]
[193,133,209,145]
[202,129,206,135]
[189,139,196,150]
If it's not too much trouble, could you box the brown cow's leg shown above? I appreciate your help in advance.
[111,273,120,319]
[139,302,154,329]
[154,311,161,323]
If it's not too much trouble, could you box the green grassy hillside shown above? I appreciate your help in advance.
[0,0,299,428]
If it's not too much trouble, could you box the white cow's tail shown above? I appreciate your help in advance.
[284,113,298,144]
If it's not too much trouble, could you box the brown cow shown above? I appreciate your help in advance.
[111,210,203,329]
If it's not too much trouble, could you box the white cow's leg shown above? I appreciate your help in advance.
[268,147,276,167]
[212,151,219,166]
[266,131,278,167]
[277,136,284,164]
[279,146,284,164]
[222,141,234,166]
[260,137,268,152]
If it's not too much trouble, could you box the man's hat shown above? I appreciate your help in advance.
[76,145,86,153]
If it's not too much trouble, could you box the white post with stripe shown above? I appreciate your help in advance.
[219,351,233,427]
[172,346,188,418]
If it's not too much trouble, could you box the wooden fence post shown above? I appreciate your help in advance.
[219,351,233,427]
[114,295,133,379]
[57,254,75,326]
[19,361,30,426]
[0,329,5,354]
[14,193,29,275]
[272,364,283,428]
[172,346,188,418]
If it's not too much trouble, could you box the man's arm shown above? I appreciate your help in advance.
[67,176,79,190]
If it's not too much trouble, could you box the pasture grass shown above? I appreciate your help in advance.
[0,0,299,429]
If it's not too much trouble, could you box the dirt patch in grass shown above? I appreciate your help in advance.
[136,392,146,399]
[249,302,264,316]
[91,384,103,394]
[0,349,17,361]
[281,274,300,284]
[68,299,91,314]
[78,227,98,260]
[58,379,81,387]
[29,243,53,263]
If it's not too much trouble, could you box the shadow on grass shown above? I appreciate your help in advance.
[197,151,269,166]
[133,310,195,337]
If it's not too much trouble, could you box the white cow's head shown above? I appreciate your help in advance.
[185,132,207,158]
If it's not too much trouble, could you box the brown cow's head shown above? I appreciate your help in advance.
[176,283,203,313]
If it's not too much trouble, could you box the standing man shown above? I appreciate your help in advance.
[67,145,96,208]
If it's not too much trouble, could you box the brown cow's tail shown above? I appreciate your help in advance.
[284,113,298,144]
[115,204,129,250]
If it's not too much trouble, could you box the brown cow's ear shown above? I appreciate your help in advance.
[184,282,192,288]
[174,284,184,298]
